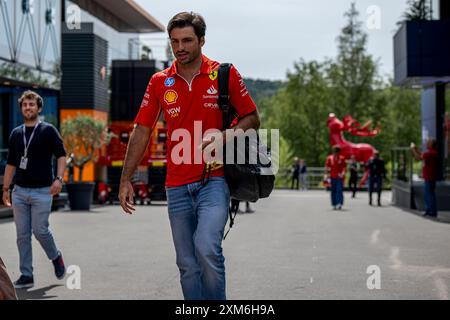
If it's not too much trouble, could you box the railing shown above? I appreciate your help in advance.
[276,167,348,190]
[391,147,414,183]
[276,165,396,190]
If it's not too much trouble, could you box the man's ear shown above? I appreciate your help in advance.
[200,36,205,47]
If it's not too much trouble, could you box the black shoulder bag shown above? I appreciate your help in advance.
[215,63,275,239]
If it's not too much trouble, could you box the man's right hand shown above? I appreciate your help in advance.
[2,190,12,207]
[118,181,135,215]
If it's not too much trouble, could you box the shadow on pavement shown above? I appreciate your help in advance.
[398,207,450,224]
[0,217,13,225]
[16,284,63,300]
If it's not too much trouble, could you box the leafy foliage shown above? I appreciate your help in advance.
[262,3,421,172]
[61,115,111,182]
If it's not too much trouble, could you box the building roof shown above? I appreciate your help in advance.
[70,0,165,33]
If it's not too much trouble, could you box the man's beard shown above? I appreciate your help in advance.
[23,113,39,122]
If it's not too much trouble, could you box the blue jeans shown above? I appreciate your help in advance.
[12,186,60,277]
[330,178,344,207]
[424,181,437,215]
[166,177,230,300]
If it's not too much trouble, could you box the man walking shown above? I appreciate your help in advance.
[299,159,308,191]
[366,151,386,206]
[2,91,66,289]
[118,12,260,300]
[325,145,346,210]
[411,140,439,217]
[291,157,300,190]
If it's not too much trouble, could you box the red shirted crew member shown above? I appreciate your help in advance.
[325,145,346,210]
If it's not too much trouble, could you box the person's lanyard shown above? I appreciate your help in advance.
[22,121,41,158]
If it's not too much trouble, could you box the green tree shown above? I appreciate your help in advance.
[328,2,380,120]
[61,115,111,182]
[267,60,332,167]
[402,0,432,22]
[261,2,422,171]
[372,83,421,156]
[273,136,295,188]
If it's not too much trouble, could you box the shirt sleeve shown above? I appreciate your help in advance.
[6,130,18,167]
[134,75,162,129]
[228,65,257,118]
[50,126,67,159]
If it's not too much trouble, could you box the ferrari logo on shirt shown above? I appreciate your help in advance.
[209,70,218,81]
[164,90,178,105]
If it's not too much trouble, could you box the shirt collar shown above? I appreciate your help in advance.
[167,55,214,77]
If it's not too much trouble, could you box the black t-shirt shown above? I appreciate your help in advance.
[366,157,386,178]
[350,162,359,178]
[7,122,67,188]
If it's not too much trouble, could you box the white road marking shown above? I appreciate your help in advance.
[389,247,402,270]
[370,229,381,245]
[433,277,449,300]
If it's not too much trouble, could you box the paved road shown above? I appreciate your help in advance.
[0,190,449,300]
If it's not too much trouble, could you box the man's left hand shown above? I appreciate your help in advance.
[50,180,63,196]
[200,132,226,162]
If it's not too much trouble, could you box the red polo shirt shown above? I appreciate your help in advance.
[134,55,257,187]
[422,148,438,182]
[325,154,346,179]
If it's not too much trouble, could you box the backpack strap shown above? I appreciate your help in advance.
[201,63,232,187]
[223,199,240,240]
[218,63,232,130]
[218,63,241,240]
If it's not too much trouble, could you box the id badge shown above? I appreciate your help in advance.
[20,157,28,170]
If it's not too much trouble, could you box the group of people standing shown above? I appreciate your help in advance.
[324,145,387,210]
[324,140,439,217]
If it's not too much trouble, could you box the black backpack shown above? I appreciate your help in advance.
[213,63,275,239]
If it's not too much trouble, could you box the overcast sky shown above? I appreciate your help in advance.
[136,0,414,81]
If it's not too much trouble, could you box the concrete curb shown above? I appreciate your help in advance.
[0,207,13,219]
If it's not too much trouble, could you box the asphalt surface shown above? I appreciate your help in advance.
[0,190,449,300]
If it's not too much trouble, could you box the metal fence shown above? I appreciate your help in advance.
[276,167,329,190]
[276,166,378,190]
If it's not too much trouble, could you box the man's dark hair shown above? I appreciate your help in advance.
[18,90,43,110]
[333,145,341,153]
[167,12,206,40]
